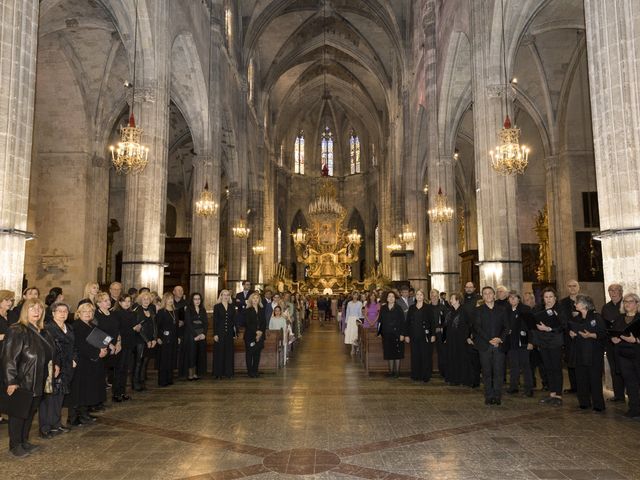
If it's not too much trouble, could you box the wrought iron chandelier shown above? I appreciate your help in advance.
[194,181,218,217]
[489,0,529,176]
[428,187,454,223]
[109,0,148,174]
[252,240,266,255]
[232,219,250,238]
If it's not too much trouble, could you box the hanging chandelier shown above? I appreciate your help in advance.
[232,219,250,238]
[428,187,454,223]
[347,229,362,245]
[400,224,416,244]
[252,240,266,255]
[386,235,402,252]
[489,0,529,176]
[490,115,529,175]
[109,0,148,174]
[292,227,307,245]
[194,181,218,217]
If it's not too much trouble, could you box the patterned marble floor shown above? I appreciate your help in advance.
[2,321,640,480]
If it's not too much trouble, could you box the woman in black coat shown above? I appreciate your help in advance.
[378,291,405,377]
[611,293,640,419]
[131,291,157,391]
[212,290,237,378]
[533,287,565,406]
[185,292,208,379]
[68,302,108,426]
[405,289,436,382]
[155,293,177,387]
[112,295,137,401]
[94,292,120,401]
[39,302,76,438]
[243,293,265,378]
[2,299,54,457]
[570,295,606,412]
[444,293,473,387]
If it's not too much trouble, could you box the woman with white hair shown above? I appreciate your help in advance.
[571,294,606,412]
[611,293,640,419]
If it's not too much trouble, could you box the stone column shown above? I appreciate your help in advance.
[121,1,170,293]
[0,0,39,294]
[470,0,523,291]
[226,186,248,294]
[248,187,264,285]
[428,157,459,293]
[584,0,640,293]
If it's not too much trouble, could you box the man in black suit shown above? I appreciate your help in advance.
[473,286,509,405]
[462,282,481,387]
[559,279,580,393]
[235,281,252,328]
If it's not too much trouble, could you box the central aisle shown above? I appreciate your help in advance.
[6,320,640,480]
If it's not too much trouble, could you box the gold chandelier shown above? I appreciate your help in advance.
[400,224,416,244]
[109,0,148,174]
[428,187,454,223]
[252,240,266,255]
[232,219,250,238]
[292,227,307,245]
[490,115,529,175]
[386,235,402,251]
[194,181,218,217]
[347,228,362,245]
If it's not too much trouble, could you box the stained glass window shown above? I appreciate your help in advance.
[321,127,333,176]
[350,131,361,174]
[294,131,304,174]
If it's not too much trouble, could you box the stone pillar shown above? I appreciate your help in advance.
[584,0,640,293]
[470,0,523,291]
[226,186,248,294]
[122,1,170,292]
[190,154,220,310]
[0,0,39,294]
[428,157,459,293]
[248,188,264,285]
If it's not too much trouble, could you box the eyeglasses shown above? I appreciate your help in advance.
[623,300,638,304]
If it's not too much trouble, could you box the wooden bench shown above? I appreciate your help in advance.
[231,329,283,374]
[360,326,412,375]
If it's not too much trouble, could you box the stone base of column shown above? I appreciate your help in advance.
[0,233,29,294]
[599,230,640,294]
[478,261,523,291]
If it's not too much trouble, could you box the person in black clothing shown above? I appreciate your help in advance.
[404,289,436,382]
[243,293,265,378]
[473,286,509,405]
[172,286,188,377]
[185,292,208,379]
[533,287,565,406]
[111,295,137,402]
[235,280,252,328]
[427,289,447,380]
[108,282,123,309]
[378,291,405,377]
[506,291,534,396]
[94,292,121,396]
[39,302,75,438]
[0,290,12,425]
[44,287,63,324]
[462,282,481,387]
[601,283,625,402]
[213,289,237,378]
[156,293,177,387]
[570,295,606,412]
[611,293,640,419]
[131,291,157,391]
[495,286,509,308]
[559,279,581,393]
[68,302,108,427]
[2,298,54,457]
[444,293,473,387]
[8,286,39,326]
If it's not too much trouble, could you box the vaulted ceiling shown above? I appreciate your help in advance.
[240,0,409,144]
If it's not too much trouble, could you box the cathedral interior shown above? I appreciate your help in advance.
[2,0,640,478]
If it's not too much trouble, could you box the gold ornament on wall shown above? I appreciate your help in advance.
[457,206,466,252]
[534,206,551,282]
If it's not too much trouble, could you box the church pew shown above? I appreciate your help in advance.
[230,329,283,374]
[361,327,412,375]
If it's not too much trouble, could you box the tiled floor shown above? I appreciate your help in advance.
[2,322,639,479]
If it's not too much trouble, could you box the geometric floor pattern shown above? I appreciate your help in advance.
[3,321,639,479]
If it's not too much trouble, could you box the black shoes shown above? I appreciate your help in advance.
[112,395,123,403]
[22,442,40,453]
[563,388,577,394]
[485,398,501,405]
[9,445,30,457]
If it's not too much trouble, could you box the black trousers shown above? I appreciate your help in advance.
[469,348,481,387]
[113,347,133,396]
[479,347,505,401]
[410,341,433,382]
[245,343,262,377]
[564,340,577,390]
[191,339,207,375]
[132,343,146,389]
[540,347,563,395]
[9,396,40,450]
[605,343,625,400]
[213,336,234,378]
[530,348,548,389]
[576,361,605,410]
[508,348,533,393]
[436,334,446,379]
[38,392,64,433]
[617,353,640,415]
